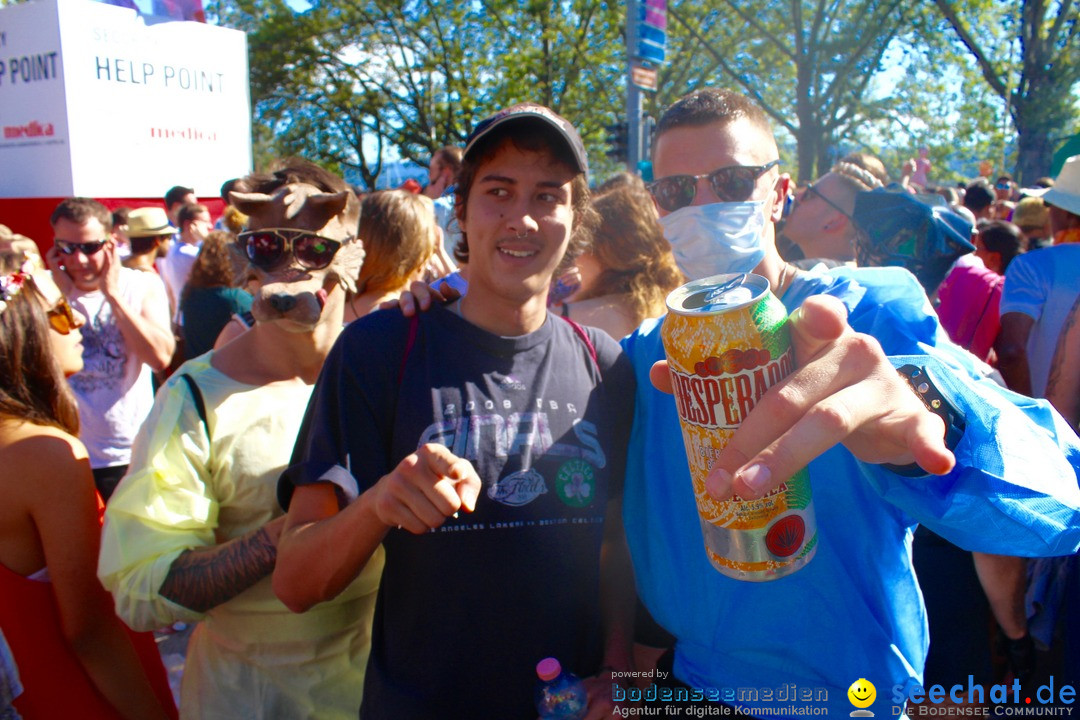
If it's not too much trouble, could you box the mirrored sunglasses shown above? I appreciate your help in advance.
[47,297,79,335]
[648,160,780,212]
[239,229,344,271]
[56,240,107,256]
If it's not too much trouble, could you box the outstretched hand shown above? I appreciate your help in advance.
[371,443,481,533]
[651,294,955,500]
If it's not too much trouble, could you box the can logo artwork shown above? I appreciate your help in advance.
[661,273,817,580]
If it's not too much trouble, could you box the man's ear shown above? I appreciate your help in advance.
[768,174,791,223]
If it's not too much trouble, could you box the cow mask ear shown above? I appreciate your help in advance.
[228,190,273,216]
[330,240,365,294]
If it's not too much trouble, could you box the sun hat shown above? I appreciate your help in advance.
[127,207,178,238]
[1012,196,1050,230]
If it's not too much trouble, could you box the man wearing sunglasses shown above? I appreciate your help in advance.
[45,197,174,501]
[620,88,1080,716]
[778,160,883,263]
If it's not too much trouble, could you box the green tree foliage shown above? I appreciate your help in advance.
[660,0,919,182]
[849,7,1014,186]
[932,0,1080,183]
[216,0,624,187]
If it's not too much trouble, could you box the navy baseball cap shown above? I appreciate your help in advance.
[464,103,589,179]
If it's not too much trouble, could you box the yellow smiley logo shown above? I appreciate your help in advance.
[848,678,876,709]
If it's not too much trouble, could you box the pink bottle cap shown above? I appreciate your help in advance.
[536,657,562,681]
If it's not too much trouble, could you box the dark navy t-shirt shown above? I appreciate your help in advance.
[280,305,635,719]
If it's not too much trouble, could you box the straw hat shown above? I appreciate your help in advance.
[127,207,178,237]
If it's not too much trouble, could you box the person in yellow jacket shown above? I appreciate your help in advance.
[99,159,382,719]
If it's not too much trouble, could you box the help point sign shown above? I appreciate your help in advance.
[0,0,251,199]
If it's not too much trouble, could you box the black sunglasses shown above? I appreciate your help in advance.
[56,240,107,256]
[801,182,852,220]
[648,160,780,212]
[47,297,80,335]
[240,229,344,271]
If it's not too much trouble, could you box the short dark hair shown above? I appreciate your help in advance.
[50,197,112,234]
[220,178,242,202]
[979,220,1025,273]
[653,88,774,152]
[111,206,131,228]
[164,185,195,209]
[178,203,210,228]
[452,119,596,264]
[963,181,995,212]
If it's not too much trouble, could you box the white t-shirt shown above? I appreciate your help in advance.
[157,240,201,320]
[1000,244,1080,397]
[432,193,461,259]
[67,268,171,469]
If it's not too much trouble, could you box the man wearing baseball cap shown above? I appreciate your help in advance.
[275,104,635,719]
[999,155,1080,396]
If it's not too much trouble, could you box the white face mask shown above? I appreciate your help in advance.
[659,200,768,280]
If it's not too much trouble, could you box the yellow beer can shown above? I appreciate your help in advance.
[661,272,817,581]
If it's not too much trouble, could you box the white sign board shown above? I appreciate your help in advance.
[0,0,251,199]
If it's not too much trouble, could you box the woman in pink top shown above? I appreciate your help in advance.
[937,220,1025,363]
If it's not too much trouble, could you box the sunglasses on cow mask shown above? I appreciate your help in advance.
[648,160,780,212]
[239,229,344,271]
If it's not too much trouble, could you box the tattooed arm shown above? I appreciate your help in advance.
[159,516,286,613]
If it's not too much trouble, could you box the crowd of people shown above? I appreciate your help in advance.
[1,87,1079,720]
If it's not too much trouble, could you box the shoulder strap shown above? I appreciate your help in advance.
[558,315,600,376]
[397,313,420,386]
[178,372,210,437]
[237,310,256,328]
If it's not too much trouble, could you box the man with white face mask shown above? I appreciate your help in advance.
[620,89,1080,716]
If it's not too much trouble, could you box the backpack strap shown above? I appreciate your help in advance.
[558,315,600,377]
[178,372,210,438]
[397,313,420,386]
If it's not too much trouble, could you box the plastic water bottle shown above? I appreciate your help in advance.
[535,657,588,720]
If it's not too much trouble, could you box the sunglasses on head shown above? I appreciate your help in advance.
[801,182,852,219]
[648,160,781,212]
[46,297,79,335]
[56,240,107,256]
[239,229,344,271]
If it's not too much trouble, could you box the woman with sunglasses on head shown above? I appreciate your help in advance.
[0,252,176,719]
